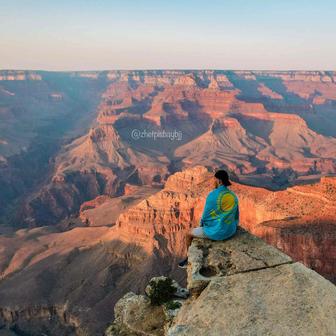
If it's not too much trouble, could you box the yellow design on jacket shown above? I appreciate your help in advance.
[210,209,218,218]
[217,192,236,212]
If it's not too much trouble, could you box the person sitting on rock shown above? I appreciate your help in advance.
[178,170,239,268]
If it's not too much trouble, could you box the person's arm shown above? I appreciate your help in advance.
[235,205,239,226]
[200,206,206,227]
[200,193,211,227]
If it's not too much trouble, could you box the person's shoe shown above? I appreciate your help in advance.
[178,257,188,269]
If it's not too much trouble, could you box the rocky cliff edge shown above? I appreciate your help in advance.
[107,228,336,336]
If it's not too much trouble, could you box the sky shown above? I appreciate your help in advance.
[0,0,335,70]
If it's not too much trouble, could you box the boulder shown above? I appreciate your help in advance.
[106,292,166,336]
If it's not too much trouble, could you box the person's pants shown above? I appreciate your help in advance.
[191,226,207,238]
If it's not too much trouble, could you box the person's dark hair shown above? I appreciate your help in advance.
[214,170,231,186]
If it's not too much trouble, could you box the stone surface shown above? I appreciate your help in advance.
[79,186,158,227]
[106,292,166,336]
[187,228,292,295]
[109,227,336,336]
[105,275,188,336]
[168,232,336,336]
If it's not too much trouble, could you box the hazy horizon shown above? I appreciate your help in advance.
[1,68,336,72]
[1,0,336,71]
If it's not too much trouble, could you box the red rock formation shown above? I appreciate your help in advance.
[97,82,156,124]
[115,166,212,255]
[0,70,42,81]
[3,70,336,228]
[175,118,266,174]
[79,186,159,227]
[235,111,336,173]
[252,218,336,283]
[23,123,169,225]
[258,83,283,99]
[231,177,336,283]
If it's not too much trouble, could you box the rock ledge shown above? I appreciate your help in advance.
[107,228,336,336]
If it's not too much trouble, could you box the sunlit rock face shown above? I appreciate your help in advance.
[232,176,336,283]
[115,166,212,257]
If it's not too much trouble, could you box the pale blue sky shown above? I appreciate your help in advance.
[0,0,335,70]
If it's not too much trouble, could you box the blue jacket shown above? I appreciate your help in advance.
[201,185,239,240]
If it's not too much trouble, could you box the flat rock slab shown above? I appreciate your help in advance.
[188,228,292,294]
[169,262,336,336]
[107,292,166,336]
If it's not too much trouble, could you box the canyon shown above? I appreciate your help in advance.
[2,70,336,226]
[0,70,336,335]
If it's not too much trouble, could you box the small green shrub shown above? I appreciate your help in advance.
[148,278,176,306]
[164,300,182,310]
